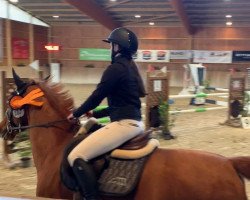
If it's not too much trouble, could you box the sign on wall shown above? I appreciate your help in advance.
[79,48,171,62]
[45,44,61,51]
[193,50,232,63]
[0,19,3,62]
[170,50,191,60]
[232,51,250,62]
[12,38,29,59]
[134,50,170,62]
[79,48,111,61]
[78,48,248,64]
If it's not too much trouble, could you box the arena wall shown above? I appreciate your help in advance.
[1,20,250,88]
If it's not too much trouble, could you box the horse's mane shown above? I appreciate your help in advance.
[38,79,74,118]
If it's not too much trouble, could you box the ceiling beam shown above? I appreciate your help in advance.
[126,14,177,26]
[170,0,195,35]
[105,0,131,9]
[18,3,69,6]
[65,0,121,30]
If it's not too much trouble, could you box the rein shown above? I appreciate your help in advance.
[7,118,69,133]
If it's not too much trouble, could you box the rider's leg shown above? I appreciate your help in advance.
[72,158,99,200]
[68,119,144,198]
[68,119,144,164]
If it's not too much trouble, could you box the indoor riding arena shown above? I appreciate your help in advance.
[1,0,250,200]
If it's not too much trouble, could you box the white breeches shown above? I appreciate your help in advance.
[68,119,144,166]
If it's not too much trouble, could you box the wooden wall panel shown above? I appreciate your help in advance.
[195,27,250,39]
[139,39,190,50]
[2,23,249,87]
[51,25,250,86]
[194,39,250,50]
[52,25,110,38]
[11,21,29,38]
[34,25,48,66]
[134,27,188,39]
[60,60,108,69]
[0,19,49,67]
[51,25,192,71]
[55,49,79,60]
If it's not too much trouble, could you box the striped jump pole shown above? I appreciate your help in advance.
[169,92,228,99]
[169,106,227,114]
[205,87,229,92]
[205,99,228,106]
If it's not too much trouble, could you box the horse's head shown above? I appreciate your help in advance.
[1,69,43,140]
[1,69,77,141]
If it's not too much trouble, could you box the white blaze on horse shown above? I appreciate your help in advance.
[1,69,250,200]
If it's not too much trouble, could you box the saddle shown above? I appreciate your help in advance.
[119,129,151,150]
[60,124,159,197]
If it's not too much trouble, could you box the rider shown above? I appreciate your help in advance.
[67,27,146,200]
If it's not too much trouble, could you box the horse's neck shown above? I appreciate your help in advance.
[28,109,74,170]
[30,128,73,170]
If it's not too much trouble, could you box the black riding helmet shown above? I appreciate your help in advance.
[103,27,138,55]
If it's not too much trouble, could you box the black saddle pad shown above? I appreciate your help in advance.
[98,156,149,197]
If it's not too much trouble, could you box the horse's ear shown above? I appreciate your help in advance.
[12,68,27,90]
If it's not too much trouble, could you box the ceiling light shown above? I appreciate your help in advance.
[135,15,141,18]
[9,0,18,3]
[110,0,117,1]
[149,22,155,26]
[53,15,59,18]
[226,21,232,26]
[225,15,232,18]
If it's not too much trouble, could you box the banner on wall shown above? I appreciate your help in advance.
[134,50,170,62]
[12,38,29,59]
[79,48,170,62]
[232,51,250,62]
[79,48,111,61]
[0,19,3,62]
[193,50,232,63]
[170,50,191,60]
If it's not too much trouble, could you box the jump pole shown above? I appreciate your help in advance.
[169,106,227,114]
[169,92,228,99]
[205,87,229,92]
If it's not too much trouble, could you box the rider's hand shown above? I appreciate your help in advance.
[67,113,78,123]
[85,111,93,118]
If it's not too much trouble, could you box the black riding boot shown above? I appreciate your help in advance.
[72,158,99,200]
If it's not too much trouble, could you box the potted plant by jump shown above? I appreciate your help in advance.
[158,99,176,140]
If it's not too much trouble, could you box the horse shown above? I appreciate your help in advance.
[1,69,250,200]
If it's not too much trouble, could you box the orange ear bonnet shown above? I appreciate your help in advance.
[10,88,44,109]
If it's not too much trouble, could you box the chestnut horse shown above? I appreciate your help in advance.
[2,71,250,200]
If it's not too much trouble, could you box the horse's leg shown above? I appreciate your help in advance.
[2,140,10,161]
[2,140,16,169]
[36,170,73,199]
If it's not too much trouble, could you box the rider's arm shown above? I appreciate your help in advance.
[92,107,110,118]
[73,64,124,118]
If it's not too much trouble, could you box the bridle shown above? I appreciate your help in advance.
[3,82,79,140]
[5,108,68,136]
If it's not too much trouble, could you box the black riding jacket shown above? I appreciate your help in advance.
[73,54,143,121]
